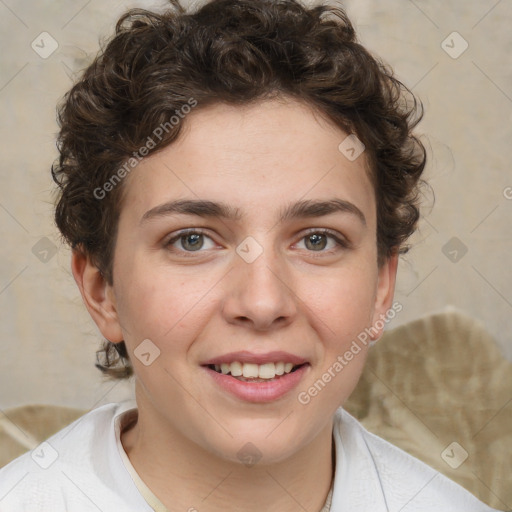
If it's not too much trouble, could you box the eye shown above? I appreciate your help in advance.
[295,229,348,252]
[165,229,216,252]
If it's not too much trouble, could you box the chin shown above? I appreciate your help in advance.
[196,420,309,467]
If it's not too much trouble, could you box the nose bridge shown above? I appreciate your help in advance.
[223,238,297,329]
[243,247,283,294]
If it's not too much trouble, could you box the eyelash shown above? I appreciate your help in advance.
[164,228,350,256]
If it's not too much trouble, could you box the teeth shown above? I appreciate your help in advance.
[258,363,276,379]
[242,363,259,378]
[230,361,243,377]
[212,361,301,379]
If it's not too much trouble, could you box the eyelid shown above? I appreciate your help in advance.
[163,227,351,255]
[297,228,351,249]
[164,228,218,252]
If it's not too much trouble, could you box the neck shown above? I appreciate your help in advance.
[121,386,335,512]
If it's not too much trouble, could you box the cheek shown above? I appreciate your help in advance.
[114,257,214,349]
[300,265,378,339]
[294,266,376,406]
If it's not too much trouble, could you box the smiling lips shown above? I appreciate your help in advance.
[202,350,308,381]
[210,361,299,380]
[204,362,309,402]
[201,350,310,399]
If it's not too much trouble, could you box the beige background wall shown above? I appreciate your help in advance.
[1,0,511,410]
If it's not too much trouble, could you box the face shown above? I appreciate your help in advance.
[78,98,397,465]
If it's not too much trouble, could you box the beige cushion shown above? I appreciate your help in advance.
[0,405,85,468]
[1,309,510,509]
[345,308,511,510]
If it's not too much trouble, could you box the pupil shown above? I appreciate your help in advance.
[306,233,326,251]
[183,233,203,251]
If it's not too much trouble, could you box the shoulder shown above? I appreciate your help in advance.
[0,401,146,512]
[332,408,500,512]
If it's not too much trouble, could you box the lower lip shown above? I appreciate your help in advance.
[203,364,310,403]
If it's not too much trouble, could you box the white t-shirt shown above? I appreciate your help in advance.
[0,400,500,511]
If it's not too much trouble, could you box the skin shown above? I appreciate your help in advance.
[72,97,398,512]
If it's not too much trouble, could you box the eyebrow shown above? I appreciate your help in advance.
[140,198,366,226]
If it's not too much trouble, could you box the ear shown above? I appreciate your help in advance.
[71,249,124,343]
[369,251,399,341]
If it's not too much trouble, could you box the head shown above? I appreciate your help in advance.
[53,0,426,464]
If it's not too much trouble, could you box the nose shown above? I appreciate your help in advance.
[221,247,297,331]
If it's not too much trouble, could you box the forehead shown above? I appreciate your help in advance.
[120,98,376,226]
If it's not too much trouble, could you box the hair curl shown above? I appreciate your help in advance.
[52,0,427,380]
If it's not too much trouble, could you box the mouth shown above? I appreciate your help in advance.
[206,361,308,383]
[201,358,310,403]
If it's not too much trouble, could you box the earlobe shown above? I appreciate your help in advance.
[71,249,124,343]
[369,251,399,341]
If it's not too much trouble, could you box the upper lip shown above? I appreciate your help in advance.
[202,351,308,366]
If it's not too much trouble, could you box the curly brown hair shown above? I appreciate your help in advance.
[51,0,427,380]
